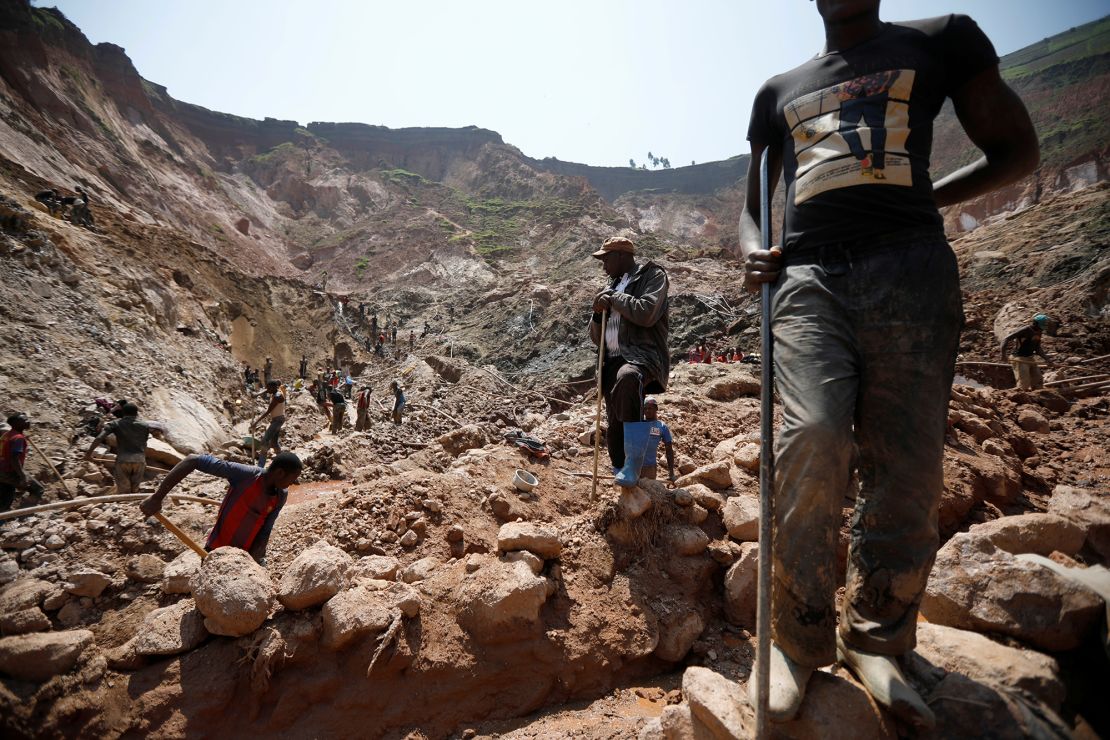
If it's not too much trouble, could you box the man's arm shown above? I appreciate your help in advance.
[664,439,676,482]
[739,141,783,292]
[999,327,1027,361]
[933,66,1039,207]
[140,454,203,515]
[608,268,669,327]
[84,428,111,459]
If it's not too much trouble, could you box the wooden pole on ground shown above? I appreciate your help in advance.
[591,310,608,503]
[153,512,208,559]
[0,493,219,522]
[25,434,74,498]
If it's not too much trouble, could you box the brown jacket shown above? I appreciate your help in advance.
[589,260,670,393]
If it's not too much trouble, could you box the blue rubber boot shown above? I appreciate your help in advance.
[614,422,653,488]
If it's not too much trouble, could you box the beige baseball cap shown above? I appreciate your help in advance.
[591,236,635,259]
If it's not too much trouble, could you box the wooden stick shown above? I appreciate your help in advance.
[1045,373,1110,387]
[25,434,74,498]
[154,512,208,559]
[0,493,218,522]
[591,310,608,503]
[1079,353,1110,365]
[1065,379,1110,394]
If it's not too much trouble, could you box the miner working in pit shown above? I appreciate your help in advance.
[140,451,303,564]
[740,0,1039,729]
[1000,313,1056,390]
[588,236,670,484]
[84,402,165,495]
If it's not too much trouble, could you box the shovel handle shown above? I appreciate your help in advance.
[154,512,208,559]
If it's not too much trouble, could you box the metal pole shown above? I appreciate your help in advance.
[26,434,74,498]
[755,148,776,740]
[591,310,608,502]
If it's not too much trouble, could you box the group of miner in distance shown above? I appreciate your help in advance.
[33,184,93,227]
[586,0,1047,730]
[0,0,1060,729]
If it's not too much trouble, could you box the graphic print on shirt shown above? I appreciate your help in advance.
[784,69,915,204]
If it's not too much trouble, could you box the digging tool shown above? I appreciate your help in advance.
[755,148,776,740]
[591,310,609,502]
[26,434,74,498]
[153,512,208,559]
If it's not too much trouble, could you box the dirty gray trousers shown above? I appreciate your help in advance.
[770,233,962,667]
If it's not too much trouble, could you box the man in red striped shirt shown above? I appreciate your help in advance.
[140,452,302,563]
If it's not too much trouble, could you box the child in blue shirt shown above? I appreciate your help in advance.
[641,397,675,483]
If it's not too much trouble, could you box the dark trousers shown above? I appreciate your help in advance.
[770,235,962,666]
[602,357,649,469]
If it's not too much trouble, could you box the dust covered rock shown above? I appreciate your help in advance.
[1048,484,1110,560]
[655,609,704,662]
[721,494,759,541]
[723,542,758,626]
[497,522,562,559]
[131,598,208,656]
[436,424,488,456]
[277,540,353,610]
[192,548,276,637]
[65,569,111,598]
[922,532,1102,651]
[161,550,201,594]
[321,583,396,650]
[126,553,166,584]
[0,629,94,682]
[674,460,733,490]
[349,555,400,582]
[456,558,548,643]
[0,607,51,636]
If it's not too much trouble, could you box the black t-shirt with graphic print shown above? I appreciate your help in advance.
[747,15,998,251]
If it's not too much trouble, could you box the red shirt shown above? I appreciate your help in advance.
[0,431,27,473]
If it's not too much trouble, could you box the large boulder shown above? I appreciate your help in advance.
[723,542,759,626]
[456,559,548,644]
[131,599,208,656]
[0,578,52,613]
[148,387,227,454]
[0,629,94,682]
[161,550,201,595]
[277,540,353,610]
[436,424,487,456]
[675,460,733,491]
[721,494,759,541]
[1048,484,1110,561]
[192,548,275,637]
[496,522,562,559]
[619,486,653,519]
[922,532,1102,651]
[711,436,760,474]
[912,622,1065,710]
[320,584,397,650]
[969,513,1085,557]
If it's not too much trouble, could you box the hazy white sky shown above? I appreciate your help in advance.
[39,0,1109,167]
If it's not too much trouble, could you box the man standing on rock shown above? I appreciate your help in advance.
[0,413,45,511]
[639,397,676,484]
[84,402,164,494]
[298,354,308,380]
[588,236,669,476]
[140,452,302,563]
[263,357,273,386]
[1001,314,1055,390]
[252,380,286,467]
[328,384,348,434]
[740,0,1038,728]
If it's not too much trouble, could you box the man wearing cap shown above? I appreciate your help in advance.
[589,236,670,474]
[1001,314,1056,390]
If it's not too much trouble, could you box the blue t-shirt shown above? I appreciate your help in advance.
[644,420,672,466]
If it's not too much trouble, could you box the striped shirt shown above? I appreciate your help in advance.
[605,272,633,356]
[195,455,287,552]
